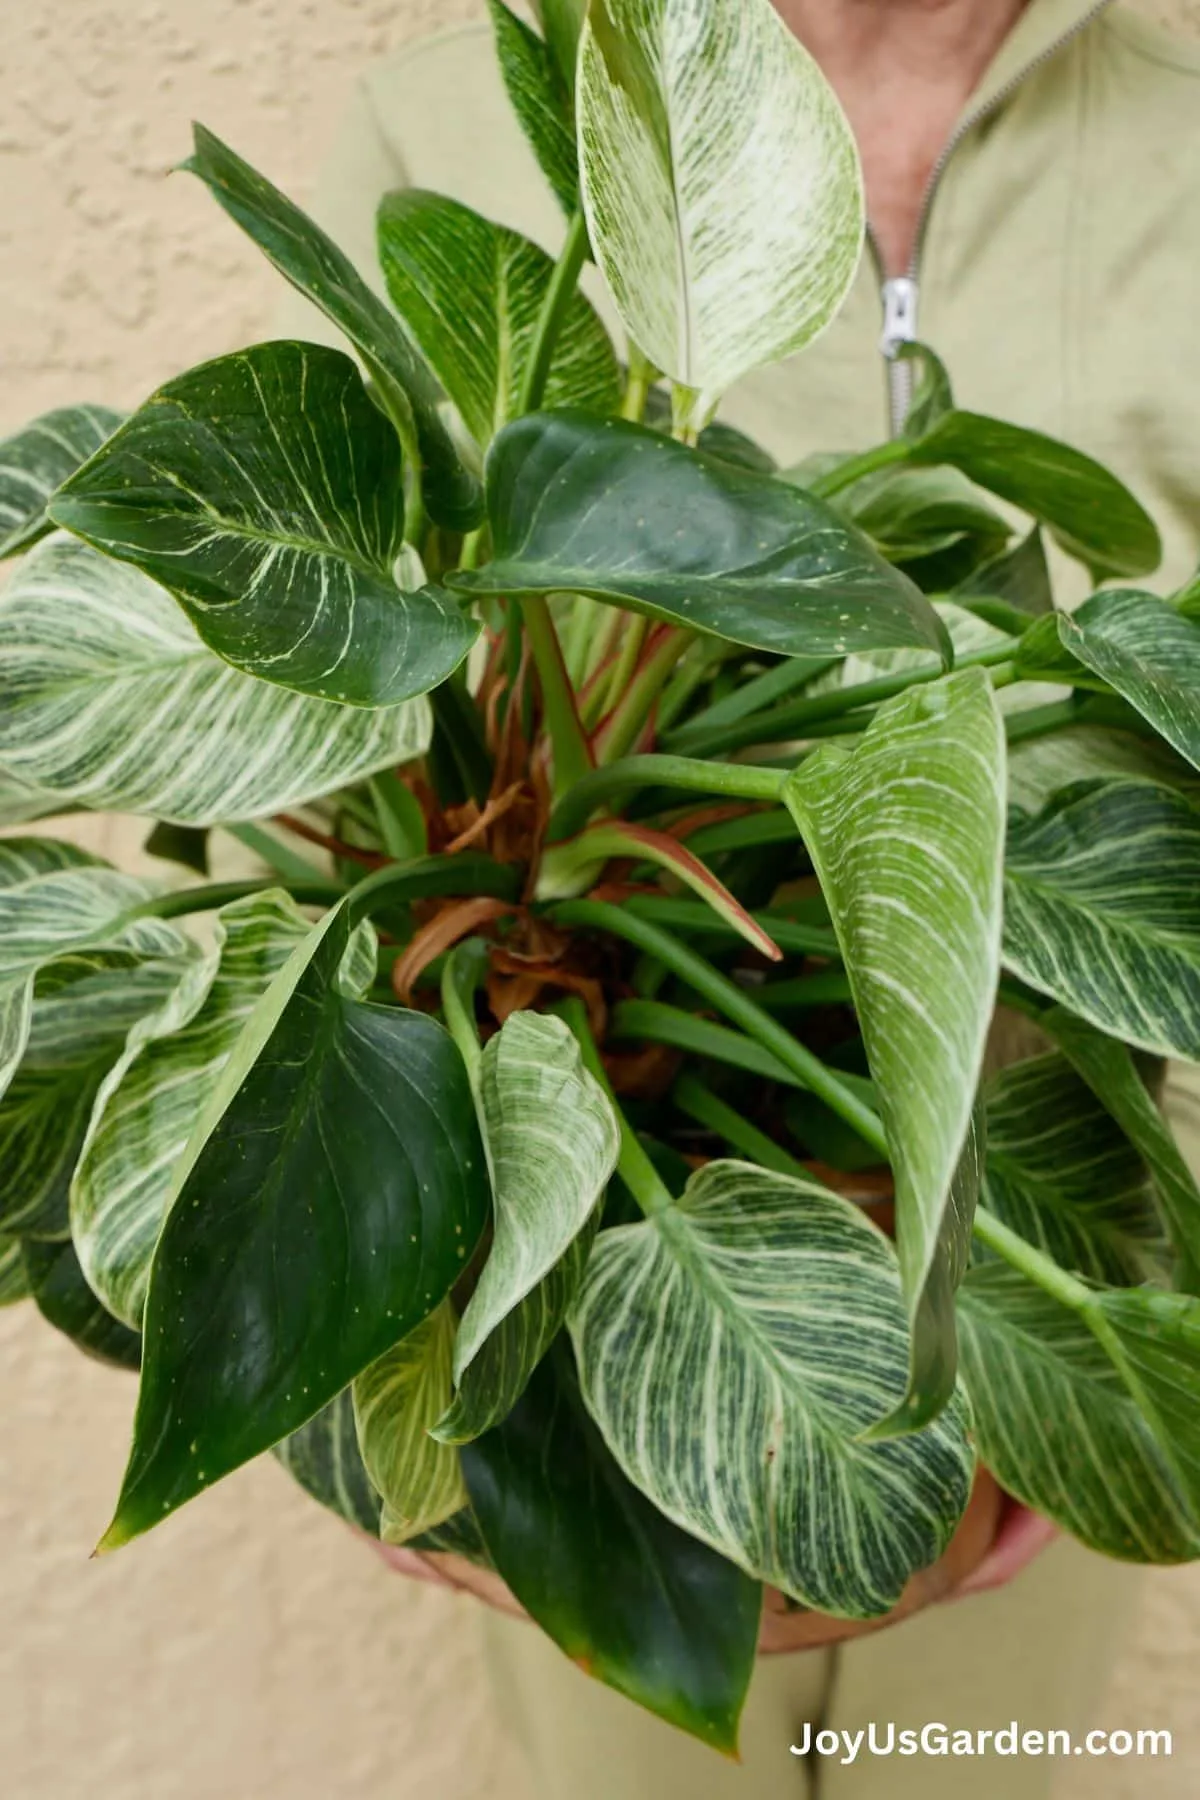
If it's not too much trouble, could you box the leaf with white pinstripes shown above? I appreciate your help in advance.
[0,1236,30,1306]
[979,1053,1170,1289]
[785,669,1006,1434]
[273,1389,381,1535]
[353,1302,467,1544]
[577,0,863,431]
[569,1161,975,1617]
[0,403,122,558]
[0,942,192,1240]
[0,766,64,828]
[957,1265,1200,1562]
[377,191,618,448]
[49,342,478,707]
[1003,779,1200,1062]
[182,123,483,533]
[0,535,434,825]
[1039,1006,1200,1291]
[0,838,181,1105]
[1018,588,1200,772]
[71,892,318,1328]
[489,1,580,216]
[450,1011,618,1391]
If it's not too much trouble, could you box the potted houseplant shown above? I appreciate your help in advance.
[3,0,1200,1752]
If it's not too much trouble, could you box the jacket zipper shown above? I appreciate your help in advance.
[872,0,1115,435]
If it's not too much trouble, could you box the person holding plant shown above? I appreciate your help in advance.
[261,0,1200,1791]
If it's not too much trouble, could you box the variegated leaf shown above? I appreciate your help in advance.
[183,124,482,533]
[0,944,191,1239]
[577,0,863,428]
[1003,779,1200,1062]
[354,1302,466,1544]
[273,1388,382,1535]
[0,404,122,557]
[377,190,618,446]
[0,535,433,825]
[71,891,316,1327]
[1047,588,1200,772]
[0,838,178,1103]
[1007,724,1200,815]
[0,765,64,828]
[50,343,478,707]
[489,1,580,215]
[434,1219,597,1444]
[957,1265,1200,1562]
[0,1235,30,1305]
[453,1011,618,1379]
[785,669,1006,1431]
[1040,1006,1200,1290]
[570,1161,974,1617]
[979,1053,1169,1288]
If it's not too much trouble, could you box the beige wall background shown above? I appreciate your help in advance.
[1,2,1198,1795]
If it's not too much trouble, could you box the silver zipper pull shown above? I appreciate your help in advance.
[880,275,919,358]
[880,276,920,436]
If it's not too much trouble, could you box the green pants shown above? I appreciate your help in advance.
[483,1537,1140,1798]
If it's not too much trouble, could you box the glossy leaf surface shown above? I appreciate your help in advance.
[354,1303,467,1544]
[273,1389,381,1535]
[51,343,477,707]
[0,404,122,557]
[454,413,948,661]
[462,1347,760,1751]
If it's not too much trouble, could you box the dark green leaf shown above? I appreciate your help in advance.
[534,0,587,89]
[1003,779,1200,1061]
[452,412,949,662]
[144,823,210,876]
[907,414,1160,582]
[51,342,477,706]
[273,1388,382,1535]
[838,463,1010,568]
[0,404,122,557]
[0,1235,30,1306]
[955,526,1053,619]
[182,123,482,531]
[489,1,579,216]
[377,190,617,446]
[461,1347,760,1751]
[23,1238,141,1372]
[99,905,491,1550]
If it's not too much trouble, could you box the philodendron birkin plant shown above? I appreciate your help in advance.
[4,0,1200,1750]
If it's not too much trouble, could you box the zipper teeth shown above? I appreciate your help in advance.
[906,0,1115,277]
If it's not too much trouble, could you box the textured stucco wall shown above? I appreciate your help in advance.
[1,3,1198,1796]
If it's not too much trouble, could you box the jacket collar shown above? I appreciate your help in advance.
[970,0,1116,115]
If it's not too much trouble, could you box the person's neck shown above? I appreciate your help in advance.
[774,0,1030,274]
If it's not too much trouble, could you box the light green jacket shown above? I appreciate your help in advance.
[283,0,1200,590]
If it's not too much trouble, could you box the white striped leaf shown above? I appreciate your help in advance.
[0,838,178,1103]
[1019,589,1200,771]
[569,1161,974,1617]
[71,891,316,1327]
[1095,1286,1200,1512]
[273,1389,382,1535]
[1040,1006,1200,1290]
[0,404,122,557]
[434,1219,597,1444]
[353,1302,466,1545]
[1007,724,1200,815]
[957,1265,1200,1562]
[0,766,64,828]
[980,1053,1169,1289]
[785,669,1006,1431]
[183,124,482,533]
[1003,778,1200,1061]
[490,0,580,216]
[451,1011,619,1386]
[577,0,863,429]
[0,535,432,826]
[50,343,478,707]
[0,1235,30,1306]
[0,944,191,1240]
[377,190,619,446]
